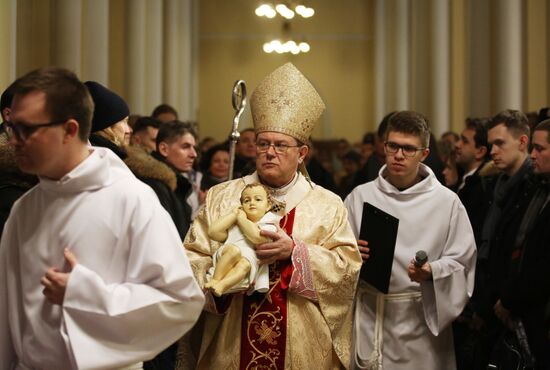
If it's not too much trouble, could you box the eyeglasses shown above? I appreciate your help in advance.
[384,141,426,157]
[256,140,302,154]
[4,119,67,141]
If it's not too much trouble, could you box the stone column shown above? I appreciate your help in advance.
[126,0,146,113]
[430,0,450,136]
[144,0,163,114]
[374,0,386,122]
[81,0,109,83]
[51,0,82,74]
[493,0,522,111]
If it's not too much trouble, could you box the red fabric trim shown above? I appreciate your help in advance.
[239,208,296,370]
[289,239,318,302]
[279,209,295,290]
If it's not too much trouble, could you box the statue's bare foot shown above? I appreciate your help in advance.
[204,280,217,289]
[212,284,227,297]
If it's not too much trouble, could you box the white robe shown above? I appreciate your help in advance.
[207,211,279,294]
[344,164,476,370]
[0,147,205,370]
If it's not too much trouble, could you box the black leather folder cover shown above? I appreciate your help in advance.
[359,202,399,294]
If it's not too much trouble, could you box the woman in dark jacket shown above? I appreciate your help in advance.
[200,143,230,191]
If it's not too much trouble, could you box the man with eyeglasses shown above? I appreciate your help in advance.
[183,63,362,369]
[0,67,205,370]
[345,111,476,369]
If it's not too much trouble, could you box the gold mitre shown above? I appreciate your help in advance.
[251,63,326,143]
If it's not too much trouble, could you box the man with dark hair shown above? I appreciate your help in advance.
[475,109,535,368]
[352,111,394,187]
[130,116,161,153]
[346,110,476,369]
[152,103,178,123]
[452,117,496,370]
[150,120,197,233]
[442,130,460,147]
[485,119,550,369]
[455,117,493,242]
[0,67,204,369]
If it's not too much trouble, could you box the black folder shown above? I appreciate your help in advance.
[359,202,399,294]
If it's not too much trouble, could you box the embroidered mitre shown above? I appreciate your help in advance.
[250,62,325,143]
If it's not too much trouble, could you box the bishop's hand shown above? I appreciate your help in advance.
[256,225,293,265]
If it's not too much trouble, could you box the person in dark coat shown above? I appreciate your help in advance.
[199,143,229,191]
[0,81,38,238]
[338,149,362,199]
[148,120,198,240]
[144,121,199,370]
[487,119,550,369]
[233,128,256,178]
[451,117,497,370]
[352,112,393,187]
[478,110,538,368]
[304,139,338,193]
[455,117,494,244]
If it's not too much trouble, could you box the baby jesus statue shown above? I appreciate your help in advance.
[205,183,280,296]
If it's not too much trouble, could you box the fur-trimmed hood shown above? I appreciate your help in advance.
[0,141,37,189]
[123,145,177,191]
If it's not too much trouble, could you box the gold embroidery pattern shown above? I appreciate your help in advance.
[245,264,284,370]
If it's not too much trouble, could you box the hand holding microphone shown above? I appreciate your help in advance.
[408,250,432,283]
[414,250,428,267]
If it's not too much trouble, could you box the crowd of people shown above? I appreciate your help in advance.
[0,63,549,370]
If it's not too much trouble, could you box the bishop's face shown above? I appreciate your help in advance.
[255,131,308,188]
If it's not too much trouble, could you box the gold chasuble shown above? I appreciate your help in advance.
[184,173,362,369]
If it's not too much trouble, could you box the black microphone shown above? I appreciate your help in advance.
[414,250,428,267]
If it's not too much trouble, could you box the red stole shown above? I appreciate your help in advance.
[240,208,295,369]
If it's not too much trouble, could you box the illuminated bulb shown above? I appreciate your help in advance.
[302,7,314,17]
[271,40,282,48]
[290,46,300,54]
[295,5,306,15]
[275,4,290,14]
[256,4,269,17]
[263,42,274,53]
[299,42,310,52]
[282,10,295,19]
[266,8,277,18]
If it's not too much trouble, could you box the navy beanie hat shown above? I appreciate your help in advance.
[85,81,129,132]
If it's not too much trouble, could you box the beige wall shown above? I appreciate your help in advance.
[0,0,16,89]
[197,0,375,142]
[525,0,548,113]
[0,0,549,140]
